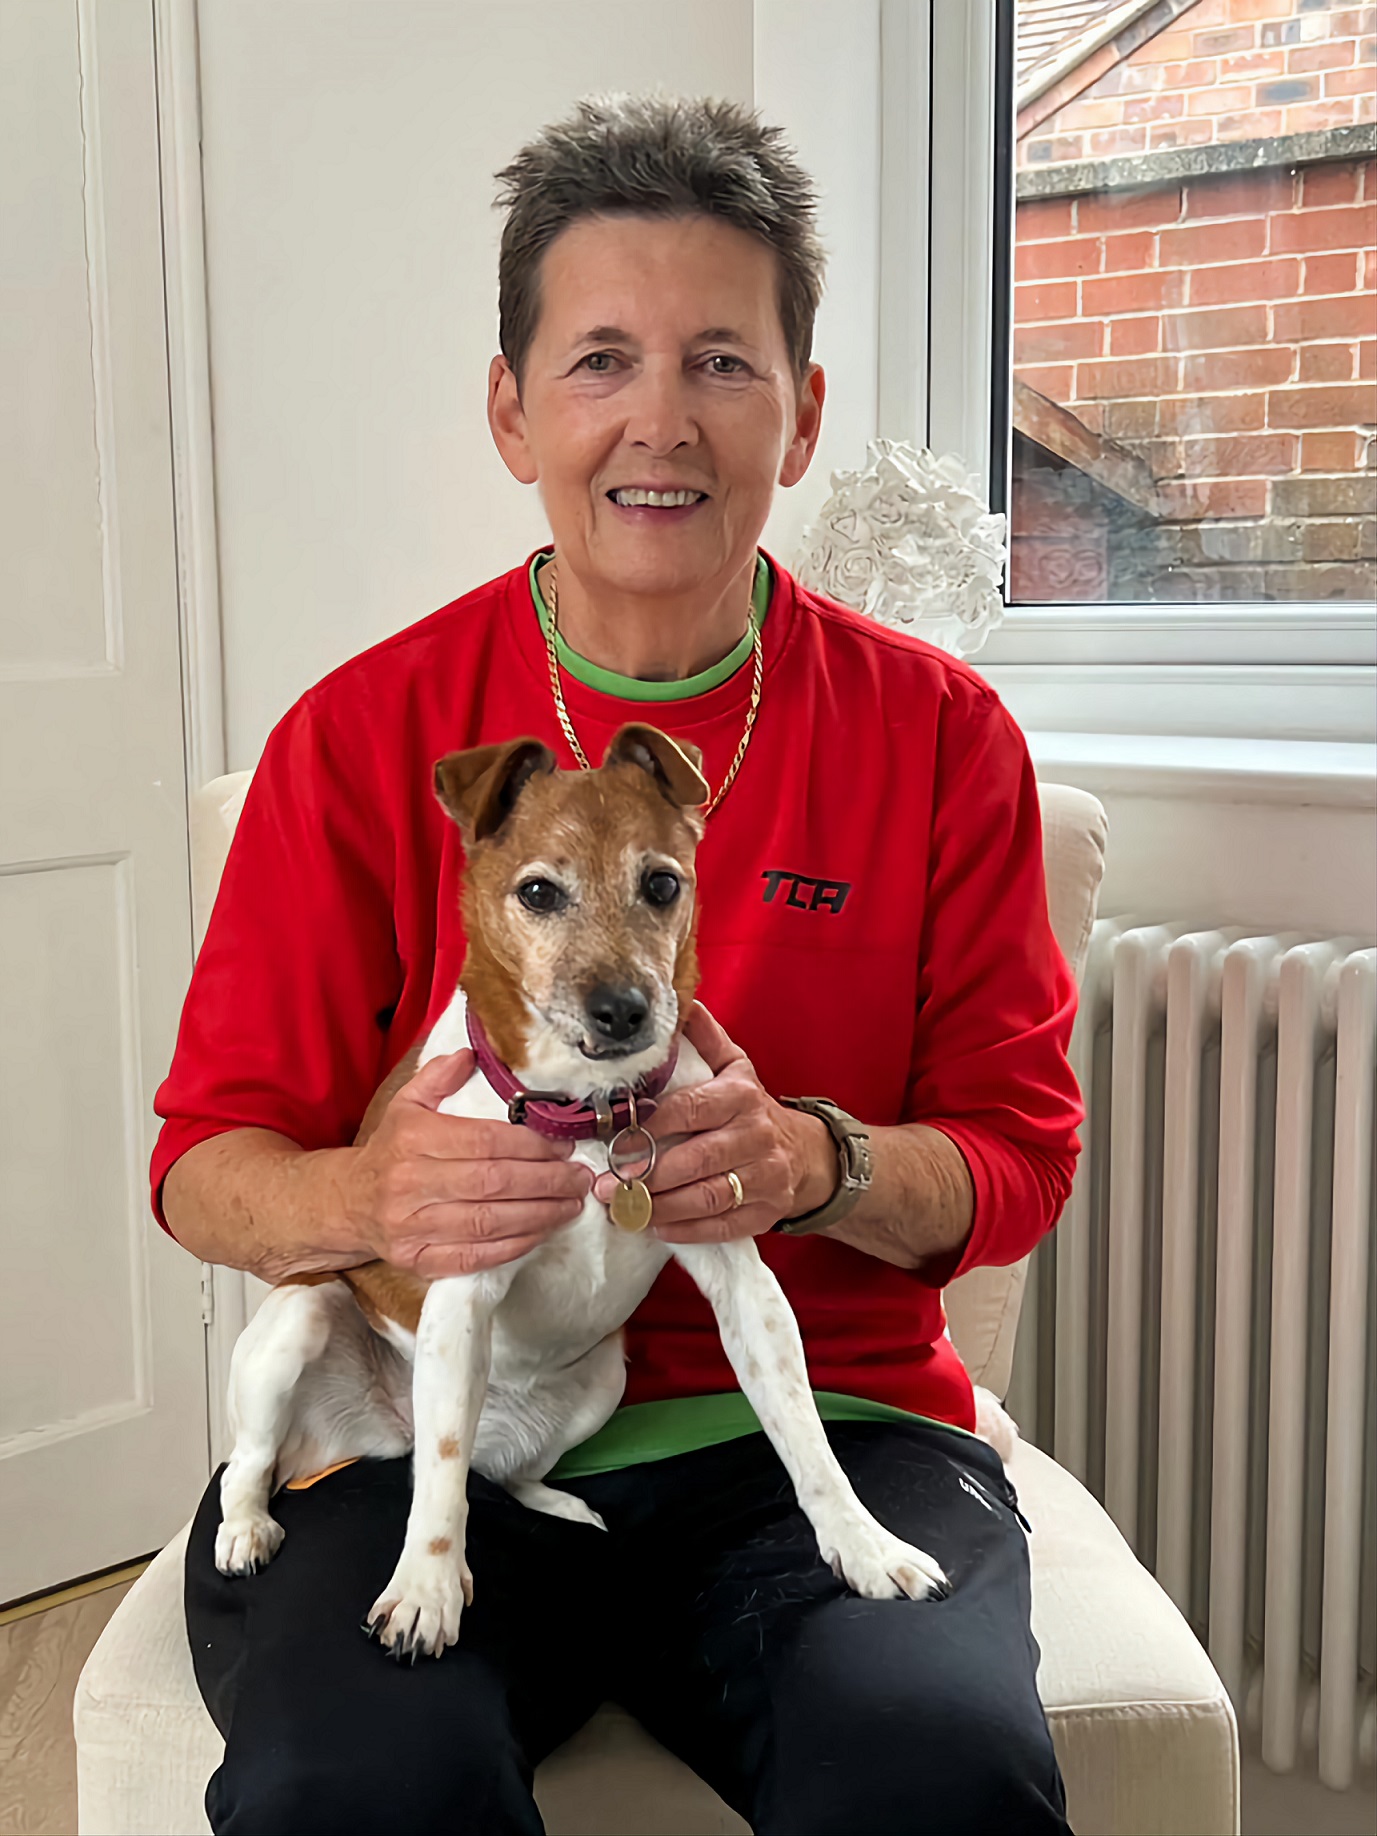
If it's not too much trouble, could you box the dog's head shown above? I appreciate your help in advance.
[435,724,707,1091]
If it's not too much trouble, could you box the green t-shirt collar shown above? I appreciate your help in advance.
[529,552,769,703]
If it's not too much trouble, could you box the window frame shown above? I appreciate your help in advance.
[906,0,1376,738]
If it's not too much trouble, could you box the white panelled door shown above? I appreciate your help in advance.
[0,0,208,1600]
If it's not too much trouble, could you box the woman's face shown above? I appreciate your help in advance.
[488,213,824,601]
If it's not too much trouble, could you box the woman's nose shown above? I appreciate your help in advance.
[621,364,698,453]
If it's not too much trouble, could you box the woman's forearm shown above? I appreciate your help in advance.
[162,1130,373,1284]
[820,1121,974,1273]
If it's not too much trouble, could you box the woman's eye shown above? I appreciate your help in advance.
[517,879,566,914]
[642,871,680,907]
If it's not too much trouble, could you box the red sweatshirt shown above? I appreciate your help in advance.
[152,554,1081,1433]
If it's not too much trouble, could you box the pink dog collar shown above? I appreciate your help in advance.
[465,1009,679,1142]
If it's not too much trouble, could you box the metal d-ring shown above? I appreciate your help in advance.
[609,1089,656,1184]
[590,1090,615,1140]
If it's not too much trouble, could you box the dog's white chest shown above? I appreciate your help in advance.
[423,990,699,1377]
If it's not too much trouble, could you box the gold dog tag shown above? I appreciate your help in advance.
[609,1178,653,1232]
[607,1117,656,1232]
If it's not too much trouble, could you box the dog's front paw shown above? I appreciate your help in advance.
[215,1512,284,1576]
[366,1557,473,1659]
[818,1515,949,1603]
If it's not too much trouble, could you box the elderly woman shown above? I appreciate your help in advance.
[157,95,1079,1836]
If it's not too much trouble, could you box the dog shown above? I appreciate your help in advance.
[214,723,950,1657]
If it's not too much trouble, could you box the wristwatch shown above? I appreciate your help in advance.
[773,1096,873,1236]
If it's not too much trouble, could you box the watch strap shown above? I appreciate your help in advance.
[774,1096,873,1237]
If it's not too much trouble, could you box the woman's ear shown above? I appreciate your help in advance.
[487,354,539,485]
[778,362,825,490]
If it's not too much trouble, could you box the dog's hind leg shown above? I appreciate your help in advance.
[498,1331,627,1530]
[215,1278,345,1576]
[504,1478,606,1527]
[672,1240,950,1603]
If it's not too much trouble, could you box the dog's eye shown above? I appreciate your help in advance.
[642,871,680,907]
[516,879,566,915]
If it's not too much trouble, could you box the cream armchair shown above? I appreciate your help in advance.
[75,777,1238,1836]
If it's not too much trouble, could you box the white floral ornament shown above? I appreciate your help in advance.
[794,439,1008,658]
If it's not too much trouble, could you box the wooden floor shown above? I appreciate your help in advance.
[1240,1749,1377,1836]
[0,1579,133,1836]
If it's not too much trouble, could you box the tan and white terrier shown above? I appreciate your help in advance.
[215,724,949,1657]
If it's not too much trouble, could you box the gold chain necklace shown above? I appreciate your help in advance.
[541,559,763,820]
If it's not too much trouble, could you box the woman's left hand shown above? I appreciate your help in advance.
[592,1003,838,1241]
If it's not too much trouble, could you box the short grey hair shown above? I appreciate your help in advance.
[494,93,826,384]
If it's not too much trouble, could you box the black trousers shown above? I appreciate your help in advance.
[186,1419,1070,1834]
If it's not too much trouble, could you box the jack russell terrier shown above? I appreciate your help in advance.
[215,724,959,1658]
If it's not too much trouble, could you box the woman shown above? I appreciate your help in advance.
[158,94,1080,1835]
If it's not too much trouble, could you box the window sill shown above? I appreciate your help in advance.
[977,604,1376,669]
[1028,731,1377,809]
[978,656,1375,746]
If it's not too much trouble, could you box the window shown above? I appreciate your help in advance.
[1005,0,1376,608]
[907,0,1375,739]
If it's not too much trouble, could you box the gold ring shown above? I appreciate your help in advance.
[725,1169,745,1210]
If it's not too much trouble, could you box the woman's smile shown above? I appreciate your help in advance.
[603,484,711,526]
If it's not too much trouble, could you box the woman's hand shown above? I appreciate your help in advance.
[345,1049,594,1277]
[592,1004,838,1242]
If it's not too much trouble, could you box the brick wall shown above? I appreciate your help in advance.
[1016,157,1377,500]
[1010,468,1124,600]
[1010,0,1377,601]
[1020,0,1377,166]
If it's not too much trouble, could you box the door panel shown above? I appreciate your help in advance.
[0,0,209,1600]
[0,0,111,671]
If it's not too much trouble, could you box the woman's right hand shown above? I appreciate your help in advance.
[343,1049,593,1277]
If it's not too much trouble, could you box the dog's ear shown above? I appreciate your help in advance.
[433,739,555,840]
[604,725,708,809]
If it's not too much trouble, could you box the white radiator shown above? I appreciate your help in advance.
[1011,922,1377,1791]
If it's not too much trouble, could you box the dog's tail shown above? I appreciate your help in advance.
[972,1385,1019,1463]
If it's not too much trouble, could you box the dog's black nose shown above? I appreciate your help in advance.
[586,983,650,1043]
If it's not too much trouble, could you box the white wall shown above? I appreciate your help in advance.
[1014,732,1376,940]
[198,0,882,768]
[753,0,881,567]
[1053,782,1374,939]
